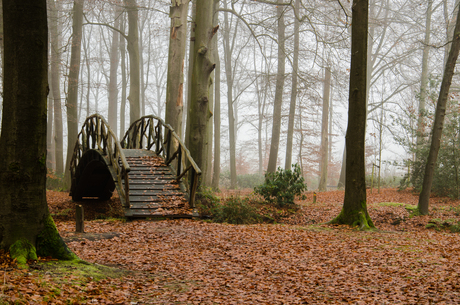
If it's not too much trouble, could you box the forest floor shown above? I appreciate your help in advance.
[2,188,460,304]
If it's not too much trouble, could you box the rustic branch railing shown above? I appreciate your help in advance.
[121,115,202,208]
[70,114,131,206]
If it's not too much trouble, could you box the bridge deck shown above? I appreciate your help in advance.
[121,149,191,218]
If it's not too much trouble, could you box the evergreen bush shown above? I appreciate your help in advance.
[254,164,307,207]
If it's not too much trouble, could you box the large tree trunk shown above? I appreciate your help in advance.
[124,0,140,124]
[285,0,299,170]
[0,0,3,122]
[223,1,237,189]
[267,4,286,173]
[330,0,374,230]
[418,5,460,215]
[0,0,75,262]
[318,67,331,192]
[186,0,216,187]
[49,0,64,175]
[108,7,120,136]
[63,0,84,190]
[165,0,189,135]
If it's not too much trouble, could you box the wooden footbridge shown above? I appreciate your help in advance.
[69,114,201,218]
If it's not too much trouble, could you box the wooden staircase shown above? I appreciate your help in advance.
[122,149,189,218]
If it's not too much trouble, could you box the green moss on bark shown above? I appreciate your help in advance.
[9,238,38,268]
[329,201,375,231]
[36,214,78,260]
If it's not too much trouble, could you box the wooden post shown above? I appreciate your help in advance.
[313,192,317,203]
[76,204,84,233]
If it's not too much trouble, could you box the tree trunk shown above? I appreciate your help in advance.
[184,0,196,143]
[267,4,286,173]
[63,0,84,190]
[211,0,221,190]
[330,0,374,230]
[83,27,91,117]
[0,0,3,122]
[211,40,221,189]
[108,8,120,136]
[285,0,299,170]
[319,67,331,192]
[120,15,127,140]
[49,0,64,175]
[223,1,237,189]
[418,5,460,215]
[416,0,432,157]
[124,0,140,125]
[186,0,216,187]
[139,22,145,118]
[165,0,189,135]
[255,45,269,176]
[46,83,54,170]
[337,148,346,189]
[0,0,76,262]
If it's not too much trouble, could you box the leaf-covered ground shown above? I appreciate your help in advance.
[2,188,460,304]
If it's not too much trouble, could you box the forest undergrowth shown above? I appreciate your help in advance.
[1,188,460,304]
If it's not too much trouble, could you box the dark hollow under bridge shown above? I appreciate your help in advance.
[69,114,201,219]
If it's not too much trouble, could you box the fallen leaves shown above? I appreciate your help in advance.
[3,188,460,303]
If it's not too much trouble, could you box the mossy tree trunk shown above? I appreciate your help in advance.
[329,0,374,230]
[418,5,460,215]
[0,0,76,262]
[186,0,217,186]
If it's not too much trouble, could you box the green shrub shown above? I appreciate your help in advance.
[212,196,261,224]
[196,187,220,216]
[254,164,307,207]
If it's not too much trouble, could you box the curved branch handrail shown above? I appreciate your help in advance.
[70,114,131,206]
[121,115,202,208]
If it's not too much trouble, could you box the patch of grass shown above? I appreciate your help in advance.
[426,218,460,232]
[37,259,130,282]
[377,202,406,207]
[376,202,419,216]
